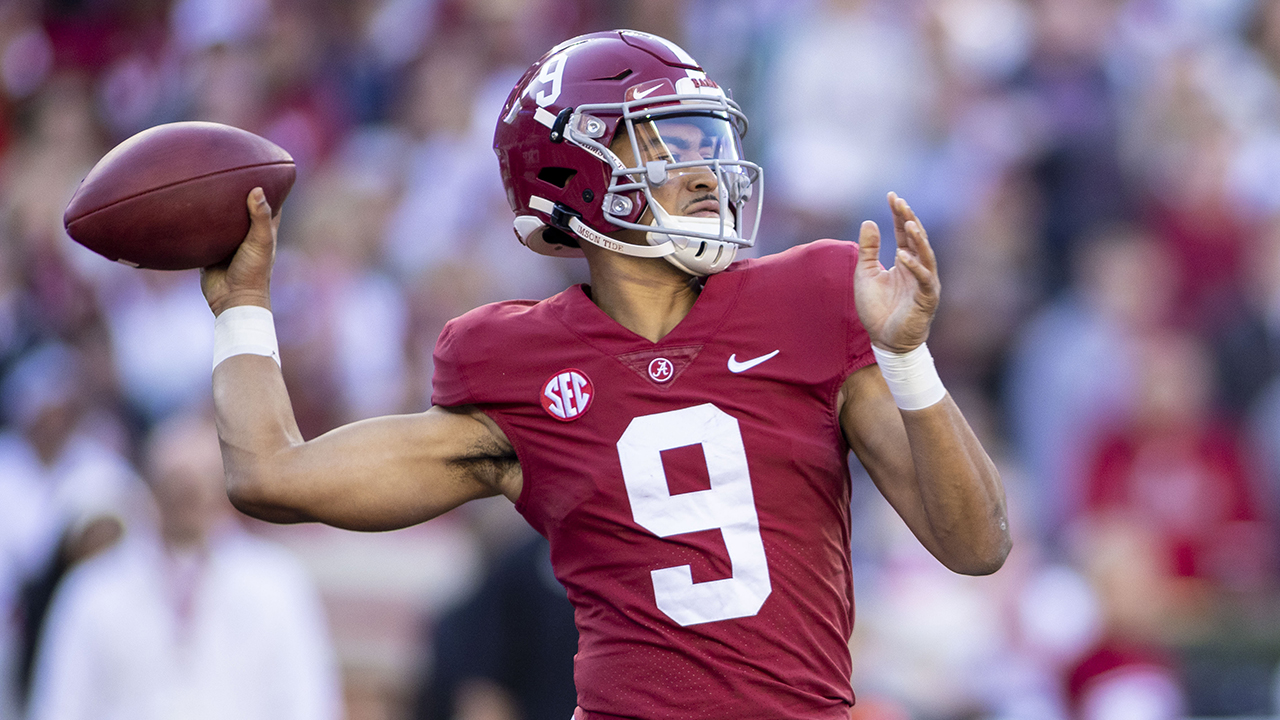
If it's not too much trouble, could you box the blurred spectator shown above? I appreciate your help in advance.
[1071,330,1278,717]
[274,159,409,430]
[25,409,341,720]
[908,0,1040,248]
[91,269,214,424]
[0,229,24,370]
[1005,222,1175,540]
[761,0,938,248]
[850,459,1102,720]
[1246,217,1280,531]
[0,343,135,717]
[1020,0,1128,298]
[679,0,794,135]
[12,498,125,714]
[1,75,101,258]
[380,36,571,302]
[1213,215,1280,420]
[849,500,1011,719]
[170,0,270,55]
[1077,330,1274,594]
[0,75,106,348]
[1066,517,1188,720]
[414,533,577,720]
[927,167,1041,402]
[1110,0,1278,324]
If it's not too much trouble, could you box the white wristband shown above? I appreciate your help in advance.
[872,342,946,410]
[213,305,280,370]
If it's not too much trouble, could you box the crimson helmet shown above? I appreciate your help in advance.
[494,30,763,276]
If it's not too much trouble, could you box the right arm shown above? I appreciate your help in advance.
[204,190,519,531]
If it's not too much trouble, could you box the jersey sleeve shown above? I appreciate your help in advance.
[796,238,875,381]
[431,315,474,408]
[431,299,545,408]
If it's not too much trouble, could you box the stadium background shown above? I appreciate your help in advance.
[4,0,1280,718]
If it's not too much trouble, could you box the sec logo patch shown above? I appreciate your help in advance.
[542,369,593,421]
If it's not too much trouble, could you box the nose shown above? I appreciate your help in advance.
[678,164,718,192]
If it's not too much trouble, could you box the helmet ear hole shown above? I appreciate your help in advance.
[537,167,577,188]
[543,226,580,249]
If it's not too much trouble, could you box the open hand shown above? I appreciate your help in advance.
[201,188,279,316]
[853,192,940,353]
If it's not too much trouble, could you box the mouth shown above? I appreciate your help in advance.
[683,196,721,217]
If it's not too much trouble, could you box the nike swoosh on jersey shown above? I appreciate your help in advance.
[727,350,780,373]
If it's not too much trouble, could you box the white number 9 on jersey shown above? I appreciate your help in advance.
[617,404,772,626]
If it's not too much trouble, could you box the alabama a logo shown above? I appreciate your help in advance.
[541,368,594,421]
[647,357,674,382]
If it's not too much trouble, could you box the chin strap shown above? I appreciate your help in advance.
[529,196,675,259]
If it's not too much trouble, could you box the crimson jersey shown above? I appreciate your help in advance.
[433,240,875,719]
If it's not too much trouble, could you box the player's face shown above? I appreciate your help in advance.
[612,116,744,220]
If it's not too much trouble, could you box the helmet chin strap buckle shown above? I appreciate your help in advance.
[547,201,581,232]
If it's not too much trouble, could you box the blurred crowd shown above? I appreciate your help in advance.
[4,0,1280,718]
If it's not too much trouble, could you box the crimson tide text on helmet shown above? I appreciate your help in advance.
[493,30,763,276]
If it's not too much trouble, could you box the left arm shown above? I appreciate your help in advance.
[840,193,1011,575]
[840,366,1009,574]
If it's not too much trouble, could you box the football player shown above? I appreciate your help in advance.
[201,30,1011,720]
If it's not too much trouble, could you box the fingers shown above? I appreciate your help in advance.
[889,191,909,248]
[893,245,938,299]
[246,187,276,246]
[896,221,939,299]
[887,192,937,272]
[200,189,277,314]
[856,220,883,271]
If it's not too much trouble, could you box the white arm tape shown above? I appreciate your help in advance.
[213,305,280,371]
[872,342,946,411]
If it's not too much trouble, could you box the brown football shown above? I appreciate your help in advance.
[63,121,295,270]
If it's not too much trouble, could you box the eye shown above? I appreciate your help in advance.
[644,142,674,163]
